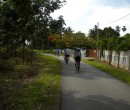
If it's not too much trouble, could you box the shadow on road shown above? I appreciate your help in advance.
[61,90,130,110]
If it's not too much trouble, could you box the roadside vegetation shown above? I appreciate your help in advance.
[1,0,130,109]
[0,54,61,110]
[82,59,130,85]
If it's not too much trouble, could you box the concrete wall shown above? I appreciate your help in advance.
[100,50,130,70]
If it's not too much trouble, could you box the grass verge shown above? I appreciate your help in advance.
[82,58,130,85]
[0,54,61,110]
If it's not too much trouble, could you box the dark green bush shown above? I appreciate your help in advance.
[0,48,10,59]
[15,64,40,78]
[0,59,15,71]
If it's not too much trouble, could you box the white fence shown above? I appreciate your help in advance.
[100,50,130,70]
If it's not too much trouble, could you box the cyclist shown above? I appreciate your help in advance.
[64,47,71,63]
[56,49,60,57]
[74,48,81,66]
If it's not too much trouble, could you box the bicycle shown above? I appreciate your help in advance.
[75,60,80,72]
[65,56,69,64]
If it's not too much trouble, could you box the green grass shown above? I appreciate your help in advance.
[0,55,61,110]
[82,59,130,84]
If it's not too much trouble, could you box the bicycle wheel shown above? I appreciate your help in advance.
[66,59,68,64]
[65,57,68,64]
[76,61,80,72]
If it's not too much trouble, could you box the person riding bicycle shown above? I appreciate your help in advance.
[64,46,71,61]
[74,48,81,66]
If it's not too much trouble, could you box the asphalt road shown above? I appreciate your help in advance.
[58,56,130,110]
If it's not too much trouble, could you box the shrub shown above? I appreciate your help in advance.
[15,64,40,78]
[0,48,10,59]
[0,59,15,71]
[43,49,53,54]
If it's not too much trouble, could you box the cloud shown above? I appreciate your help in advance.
[51,0,130,35]
[97,0,130,8]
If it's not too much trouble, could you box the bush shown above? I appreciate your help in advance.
[15,64,40,78]
[0,48,10,59]
[0,59,15,71]
[43,49,53,54]
[26,65,39,77]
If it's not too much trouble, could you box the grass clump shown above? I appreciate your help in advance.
[82,59,130,84]
[0,54,61,110]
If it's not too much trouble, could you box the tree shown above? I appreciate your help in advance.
[0,0,66,62]
[103,27,120,38]
[71,31,86,48]
[124,33,130,49]
[122,26,127,32]
[115,25,120,35]
[98,39,108,61]
[122,26,127,35]
[49,15,66,35]
[115,37,129,68]
[107,37,116,65]
[63,27,74,38]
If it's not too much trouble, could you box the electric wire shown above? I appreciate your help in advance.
[100,13,130,25]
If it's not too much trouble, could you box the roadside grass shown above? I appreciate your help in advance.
[0,54,61,110]
[82,59,130,85]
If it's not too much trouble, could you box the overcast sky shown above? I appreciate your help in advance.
[51,0,130,36]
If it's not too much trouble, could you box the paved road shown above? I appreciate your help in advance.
[58,56,130,110]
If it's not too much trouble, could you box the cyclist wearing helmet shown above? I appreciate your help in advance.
[74,48,81,65]
[64,46,71,59]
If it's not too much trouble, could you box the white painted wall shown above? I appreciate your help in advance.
[100,50,130,70]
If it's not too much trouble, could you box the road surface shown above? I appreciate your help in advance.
[58,56,130,110]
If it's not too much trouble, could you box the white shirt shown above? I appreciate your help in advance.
[65,48,71,55]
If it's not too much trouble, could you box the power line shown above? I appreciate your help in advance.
[100,13,130,25]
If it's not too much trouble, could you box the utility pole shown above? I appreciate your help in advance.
[97,22,99,61]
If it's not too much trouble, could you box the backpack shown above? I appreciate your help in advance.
[75,51,81,58]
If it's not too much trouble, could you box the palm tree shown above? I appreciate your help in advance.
[107,37,116,65]
[115,37,129,68]
[98,39,108,61]
[122,26,127,34]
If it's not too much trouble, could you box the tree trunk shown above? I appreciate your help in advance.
[109,51,112,65]
[103,50,105,62]
[22,42,25,65]
[117,51,120,68]
[12,43,15,58]
[31,39,34,65]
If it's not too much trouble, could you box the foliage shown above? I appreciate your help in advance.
[49,15,66,34]
[88,25,103,40]
[0,0,66,62]
[122,26,127,32]
[0,54,61,110]
[0,59,15,71]
[43,49,54,54]
[103,27,120,38]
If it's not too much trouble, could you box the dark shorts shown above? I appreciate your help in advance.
[75,56,81,61]
[65,55,70,57]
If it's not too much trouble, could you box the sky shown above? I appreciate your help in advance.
[51,0,130,36]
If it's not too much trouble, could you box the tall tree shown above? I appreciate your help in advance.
[122,26,127,32]
[115,25,120,34]
[49,15,66,35]
[98,39,108,60]
[122,26,127,35]
[103,27,120,38]
[107,37,116,65]
[0,0,66,61]
[88,25,104,40]
[115,37,129,68]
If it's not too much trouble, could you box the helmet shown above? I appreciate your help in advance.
[76,48,80,51]
[66,46,70,48]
